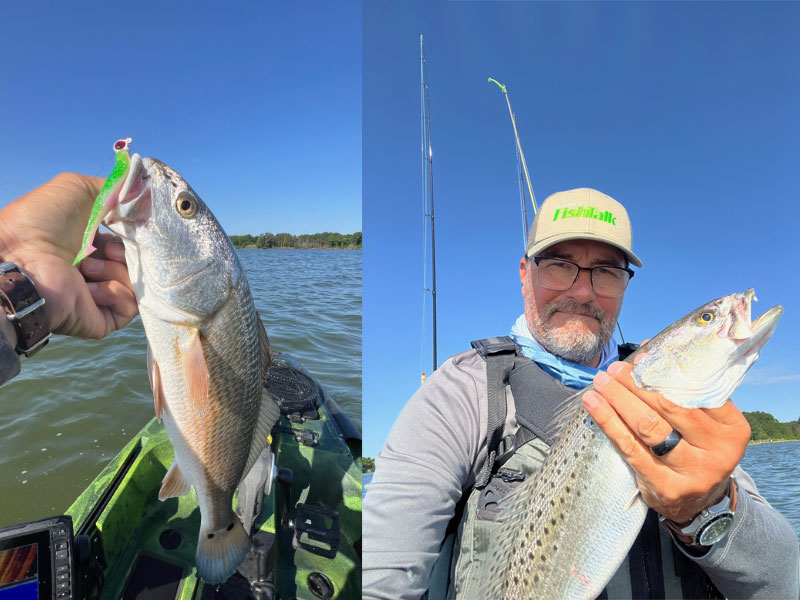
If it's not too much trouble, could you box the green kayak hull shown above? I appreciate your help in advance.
[65,354,362,599]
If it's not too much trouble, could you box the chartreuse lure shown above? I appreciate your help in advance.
[72,138,132,266]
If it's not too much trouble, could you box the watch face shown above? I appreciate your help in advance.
[698,514,734,546]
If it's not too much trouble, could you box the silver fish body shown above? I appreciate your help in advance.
[485,290,782,599]
[104,155,279,584]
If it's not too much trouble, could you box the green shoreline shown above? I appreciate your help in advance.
[748,439,800,446]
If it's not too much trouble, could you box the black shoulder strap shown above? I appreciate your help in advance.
[471,337,517,489]
[618,342,640,361]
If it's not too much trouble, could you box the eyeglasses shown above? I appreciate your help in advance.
[532,257,634,298]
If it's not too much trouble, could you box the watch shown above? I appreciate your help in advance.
[661,478,736,547]
[0,262,51,357]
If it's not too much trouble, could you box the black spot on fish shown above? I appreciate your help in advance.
[536,539,542,547]
[226,522,234,531]
[207,533,214,539]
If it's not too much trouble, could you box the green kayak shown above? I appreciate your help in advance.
[63,354,362,599]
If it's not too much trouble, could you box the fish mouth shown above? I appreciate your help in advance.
[728,288,782,360]
[104,153,152,227]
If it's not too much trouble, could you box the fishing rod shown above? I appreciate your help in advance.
[488,78,538,225]
[420,34,438,377]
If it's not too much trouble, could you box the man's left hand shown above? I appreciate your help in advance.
[582,360,750,524]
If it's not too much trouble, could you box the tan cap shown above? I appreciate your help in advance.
[525,188,642,268]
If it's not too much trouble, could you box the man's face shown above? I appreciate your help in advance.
[519,239,626,366]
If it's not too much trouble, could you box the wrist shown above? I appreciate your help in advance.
[661,477,737,548]
[0,262,51,356]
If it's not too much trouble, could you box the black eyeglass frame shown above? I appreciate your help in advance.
[532,256,635,297]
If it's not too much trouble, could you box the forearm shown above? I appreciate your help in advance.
[680,469,799,598]
[0,318,21,385]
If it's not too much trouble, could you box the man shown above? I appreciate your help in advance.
[0,173,137,386]
[363,188,798,599]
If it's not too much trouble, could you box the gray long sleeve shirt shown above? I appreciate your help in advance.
[363,349,800,599]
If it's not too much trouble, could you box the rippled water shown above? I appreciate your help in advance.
[364,443,800,538]
[740,441,800,538]
[0,249,361,528]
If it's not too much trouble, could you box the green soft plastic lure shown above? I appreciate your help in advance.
[72,137,132,266]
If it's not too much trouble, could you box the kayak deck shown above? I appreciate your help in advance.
[65,354,362,599]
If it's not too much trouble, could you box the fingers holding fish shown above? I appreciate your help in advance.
[89,232,127,264]
[82,279,139,337]
[601,361,717,447]
[590,366,677,450]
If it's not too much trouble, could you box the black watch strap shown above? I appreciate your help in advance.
[0,262,51,357]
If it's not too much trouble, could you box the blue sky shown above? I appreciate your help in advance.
[363,2,800,458]
[0,1,360,236]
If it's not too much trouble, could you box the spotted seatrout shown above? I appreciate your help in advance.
[103,152,280,584]
[482,290,781,599]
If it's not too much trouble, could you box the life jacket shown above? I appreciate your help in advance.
[425,337,723,600]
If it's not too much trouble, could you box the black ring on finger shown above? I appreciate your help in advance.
[650,428,682,456]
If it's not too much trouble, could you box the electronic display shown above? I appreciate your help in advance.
[0,517,74,600]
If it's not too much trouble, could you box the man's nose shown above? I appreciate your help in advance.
[568,268,596,302]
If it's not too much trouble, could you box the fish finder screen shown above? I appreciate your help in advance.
[0,543,38,599]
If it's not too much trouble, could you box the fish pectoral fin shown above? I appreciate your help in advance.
[241,389,282,483]
[182,328,209,415]
[624,488,642,511]
[149,353,165,422]
[258,317,272,385]
[159,461,191,500]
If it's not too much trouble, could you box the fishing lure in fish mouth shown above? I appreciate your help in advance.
[72,137,133,266]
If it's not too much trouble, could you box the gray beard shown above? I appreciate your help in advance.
[532,300,616,365]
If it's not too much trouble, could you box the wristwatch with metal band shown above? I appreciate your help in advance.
[661,477,736,548]
[0,262,51,357]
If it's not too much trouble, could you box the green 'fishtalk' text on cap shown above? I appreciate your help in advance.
[525,188,643,268]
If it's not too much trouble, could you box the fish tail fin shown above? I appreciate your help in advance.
[195,519,251,584]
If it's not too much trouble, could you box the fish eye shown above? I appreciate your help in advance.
[697,312,715,325]
[176,192,197,218]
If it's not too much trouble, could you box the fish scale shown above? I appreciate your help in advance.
[479,290,782,600]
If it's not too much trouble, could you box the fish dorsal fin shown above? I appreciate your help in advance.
[258,317,272,385]
[182,328,209,416]
[146,343,165,422]
[544,388,586,442]
[241,388,281,483]
[159,460,191,500]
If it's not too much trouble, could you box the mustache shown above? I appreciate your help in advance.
[544,300,607,323]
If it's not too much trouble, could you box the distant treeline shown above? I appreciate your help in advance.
[743,411,800,442]
[230,232,361,250]
[362,457,375,473]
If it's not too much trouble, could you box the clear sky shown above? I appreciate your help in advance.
[0,1,361,236]
[363,2,800,458]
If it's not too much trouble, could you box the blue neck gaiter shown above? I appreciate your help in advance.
[510,314,618,390]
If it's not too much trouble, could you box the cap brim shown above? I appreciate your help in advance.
[527,233,643,268]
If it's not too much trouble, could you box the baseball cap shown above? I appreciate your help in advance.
[525,188,642,268]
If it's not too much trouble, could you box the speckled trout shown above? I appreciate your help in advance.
[103,153,280,584]
[482,290,781,600]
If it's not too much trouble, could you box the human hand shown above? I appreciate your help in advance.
[582,360,749,524]
[0,173,137,340]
